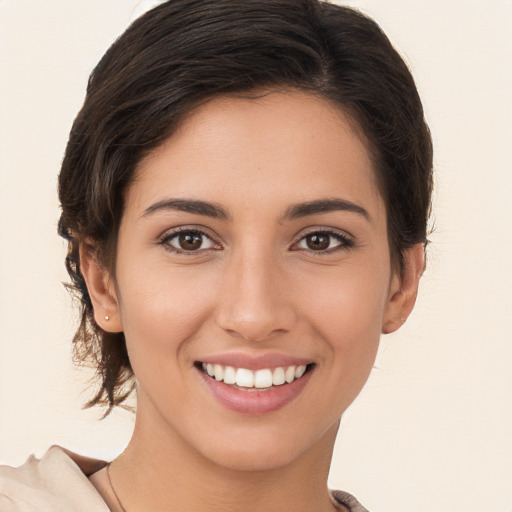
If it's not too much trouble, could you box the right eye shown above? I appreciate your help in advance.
[160,229,220,253]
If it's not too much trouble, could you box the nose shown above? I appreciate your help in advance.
[215,248,296,342]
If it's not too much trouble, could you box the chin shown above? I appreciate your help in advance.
[192,420,339,474]
[202,444,304,473]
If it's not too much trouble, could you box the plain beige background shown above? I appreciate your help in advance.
[1,1,511,511]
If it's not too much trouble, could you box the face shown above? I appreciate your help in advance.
[94,91,412,471]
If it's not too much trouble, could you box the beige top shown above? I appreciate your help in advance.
[0,446,370,511]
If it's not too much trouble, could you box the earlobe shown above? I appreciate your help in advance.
[79,241,123,333]
[382,243,425,334]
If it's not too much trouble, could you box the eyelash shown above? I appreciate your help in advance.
[158,227,355,255]
[158,227,221,255]
[291,230,355,254]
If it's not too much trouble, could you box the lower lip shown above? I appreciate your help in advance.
[198,368,313,415]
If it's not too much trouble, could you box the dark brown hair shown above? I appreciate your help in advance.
[58,0,433,412]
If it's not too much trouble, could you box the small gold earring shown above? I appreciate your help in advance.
[105,315,110,321]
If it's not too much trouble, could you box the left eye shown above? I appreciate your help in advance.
[165,230,217,252]
[295,231,352,252]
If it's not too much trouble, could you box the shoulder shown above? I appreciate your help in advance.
[332,489,371,512]
[0,446,110,512]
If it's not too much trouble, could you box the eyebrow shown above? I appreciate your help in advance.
[142,197,370,222]
[283,198,371,222]
[142,199,231,220]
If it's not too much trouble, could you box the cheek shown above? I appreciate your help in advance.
[115,261,220,370]
[298,259,390,375]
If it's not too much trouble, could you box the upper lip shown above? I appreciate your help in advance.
[197,352,313,371]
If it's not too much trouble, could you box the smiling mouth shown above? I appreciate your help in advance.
[196,362,315,391]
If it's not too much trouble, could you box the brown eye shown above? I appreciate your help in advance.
[294,230,354,253]
[178,232,203,250]
[305,233,330,251]
[164,230,217,252]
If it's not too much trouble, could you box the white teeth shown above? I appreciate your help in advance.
[272,367,286,386]
[236,368,255,388]
[223,366,236,384]
[201,362,310,388]
[254,369,273,388]
[295,365,306,379]
[214,364,224,381]
[285,366,296,383]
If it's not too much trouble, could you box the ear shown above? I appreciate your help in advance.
[79,241,123,333]
[382,243,425,334]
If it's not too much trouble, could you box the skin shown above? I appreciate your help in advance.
[82,90,424,512]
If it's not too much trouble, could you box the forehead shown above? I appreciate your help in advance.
[129,90,383,221]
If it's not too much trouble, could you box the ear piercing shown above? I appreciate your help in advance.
[105,315,110,321]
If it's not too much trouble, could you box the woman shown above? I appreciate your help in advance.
[0,0,432,510]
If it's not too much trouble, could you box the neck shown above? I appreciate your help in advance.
[110,397,341,512]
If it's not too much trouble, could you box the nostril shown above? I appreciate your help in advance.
[214,275,297,342]
[222,324,291,343]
